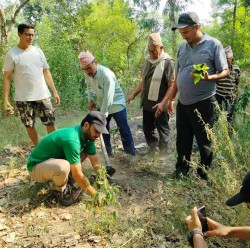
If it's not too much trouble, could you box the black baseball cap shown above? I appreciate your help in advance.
[226,172,250,206]
[81,111,109,134]
[171,12,199,31]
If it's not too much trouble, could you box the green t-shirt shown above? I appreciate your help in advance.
[27,125,96,171]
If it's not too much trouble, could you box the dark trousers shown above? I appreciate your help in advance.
[216,94,237,124]
[143,109,170,151]
[176,96,215,176]
[102,108,135,156]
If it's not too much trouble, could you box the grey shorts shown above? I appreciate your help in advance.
[16,98,55,127]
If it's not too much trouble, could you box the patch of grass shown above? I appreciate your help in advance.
[0,109,87,150]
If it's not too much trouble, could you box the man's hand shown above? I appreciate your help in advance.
[88,101,96,110]
[127,95,135,104]
[204,218,229,237]
[185,207,203,232]
[152,102,165,118]
[167,100,175,115]
[4,101,14,116]
[53,92,60,104]
[201,71,211,80]
[190,72,211,81]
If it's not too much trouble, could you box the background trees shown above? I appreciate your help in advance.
[210,0,250,66]
[0,0,249,109]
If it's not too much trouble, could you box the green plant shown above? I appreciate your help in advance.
[90,167,120,207]
[80,167,120,234]
[236,86,250,112]
[192,63,209,84]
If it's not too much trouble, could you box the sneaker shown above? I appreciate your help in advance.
[54,184,82,206]
[137,147,159,156]
[197,168,208,180]
[71,187,82,202]
[54,185,74,206]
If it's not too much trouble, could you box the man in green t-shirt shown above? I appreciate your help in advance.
[27,111,109,206]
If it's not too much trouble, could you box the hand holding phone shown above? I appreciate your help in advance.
[197,206,209,232]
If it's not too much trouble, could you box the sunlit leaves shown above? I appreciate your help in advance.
[82,0,139,71]
[192,63,209,84]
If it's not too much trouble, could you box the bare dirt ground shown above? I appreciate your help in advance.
[0,115,178,248]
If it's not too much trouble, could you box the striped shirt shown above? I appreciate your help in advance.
[216,65,240,98]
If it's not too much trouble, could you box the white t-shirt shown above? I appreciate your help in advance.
[3,46,51,101]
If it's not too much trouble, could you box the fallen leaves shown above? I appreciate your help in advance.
[2,231,15,243]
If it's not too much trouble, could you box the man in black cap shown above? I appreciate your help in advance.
[185,172,250,247]
[168,12,229,179]
[27,111,109,206]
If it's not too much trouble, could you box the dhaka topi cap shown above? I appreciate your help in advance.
[226,172,250,206]
[148,33,163,46]
[81,111,109,134]
[224,46,234,59]
[171,12,199,31]
[78,50,95,67]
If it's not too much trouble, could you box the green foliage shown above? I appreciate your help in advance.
[192,63,209,84]
[210,2,250,68]
[35,16,85,110]
[81,0,140,71]
[236,86,250,112]
[23,1,50,25]
[90,167,120,207]
[82,167,120,234]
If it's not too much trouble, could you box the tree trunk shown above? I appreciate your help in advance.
[0,0,30,49]
[0,5,8,49]
[231,0,237,48]
[168,0,177,56]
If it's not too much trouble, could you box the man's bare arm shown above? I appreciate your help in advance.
[127,81,143,103]
[202,69,230,81]
[70,163,96,196]
[2,71,14,115]
[205,218,250,241]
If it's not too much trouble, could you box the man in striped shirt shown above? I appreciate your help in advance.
[216,46,240,125]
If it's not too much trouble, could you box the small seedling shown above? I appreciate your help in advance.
[90,167,120,208]
[192,63,209,84]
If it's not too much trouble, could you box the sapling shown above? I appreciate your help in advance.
[90,166,120,208]
[192,63,209,84]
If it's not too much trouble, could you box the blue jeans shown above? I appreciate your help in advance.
[102,108,135,156]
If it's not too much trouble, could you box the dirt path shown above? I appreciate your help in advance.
[0,116,177,248]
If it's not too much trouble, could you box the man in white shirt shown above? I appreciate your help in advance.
[2,23,60,145]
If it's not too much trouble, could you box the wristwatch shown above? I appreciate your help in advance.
[187,230,204,247]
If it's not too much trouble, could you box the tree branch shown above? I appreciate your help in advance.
[0,5,8,47]
[7,0,30,35]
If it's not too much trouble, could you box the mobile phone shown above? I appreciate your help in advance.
[197,206,209,232]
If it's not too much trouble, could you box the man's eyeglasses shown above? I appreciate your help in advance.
[24,33,35,38]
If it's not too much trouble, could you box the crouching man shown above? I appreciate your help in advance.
[27,111,108,206]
